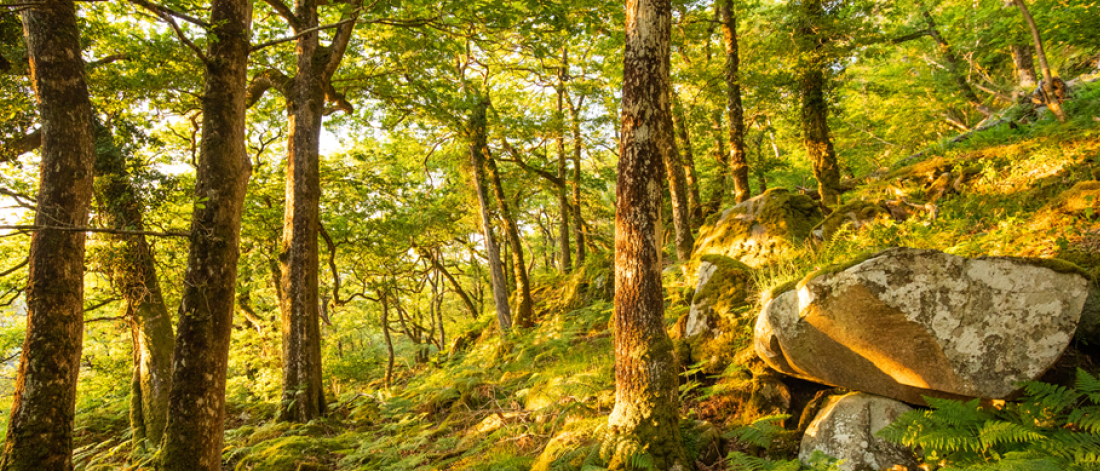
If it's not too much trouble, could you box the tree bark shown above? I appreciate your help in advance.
[566,92,586,267]
[1009,44,1038,89]
[799,0,842,208]
[705,109,728,212]
[0,3,97,469]
[273,0,359,423]
[1012,0,1066,122]
[158,0,252,469]
[380,293,394,388]
[671,95,701,228]
[92,125,174,451]
[468,96,512,332]
[486,157,534,328]
[556,50,573,273]
[923,12,994,118]
[720,0,750,204]
[608,0,689,467]
[663,105,695,262]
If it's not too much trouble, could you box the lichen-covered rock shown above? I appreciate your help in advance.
[756,247,1090,405]
[694,188,823,268]
[813,200,891,240]
[799,392,917,471]
[685,255,753,338]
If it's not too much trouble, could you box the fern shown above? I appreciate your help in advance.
[879,369,1100,470]
[725,414,791,448]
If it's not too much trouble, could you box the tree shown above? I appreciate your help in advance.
[1012,0,1066,122]
[720,0,751,204]
[468,95,512,332]
[0,2,97,469]
[486,155,534,328]
[92,125,174,451]
[556,52,573,273]
[158,0,252,468]
[245,0,362,424]
[607,0,689,467]
[797,0,842,208]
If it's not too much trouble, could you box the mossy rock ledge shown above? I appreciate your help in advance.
[693,188,823,268]
[755,247,1091,405]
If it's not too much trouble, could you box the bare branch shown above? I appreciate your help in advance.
[0,225,190,238]
[1,128,41,163]
[0,258,27,278]
[251,18,356,52]
[128,0,208,28]
[259,0,300,31]
[84,298,119,313]
[245,68,292,109]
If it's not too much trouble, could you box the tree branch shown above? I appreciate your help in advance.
[1,128,41,162]
[0,257,27,278]
[259,0,301,31]
[251,18,357,52]
[0,225,190,238]
[128,0,209,28]
[245,68,292,109]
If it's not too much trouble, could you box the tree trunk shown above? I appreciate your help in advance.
[671,95,701,228]
[705,109,728,212]
[1012,0,1066,122]
[608,0,689,467]
[566,92,586,267]
[923,12,993,118]
[468,96,512,332]
[486,157,534,328]
[380,294,395,388]
[799,0,842,208]
[663,107,695,262]
[158,0,252,469]
[556,51,573,273]
[720,0,750,204]
[0,3,97,470]
[423,250,479,319]
[1009,44,1038,89]
[92,126,174,451]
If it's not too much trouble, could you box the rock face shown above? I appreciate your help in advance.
[756,247,1090,405]
[694,188,822,268]
[800,392,917,471]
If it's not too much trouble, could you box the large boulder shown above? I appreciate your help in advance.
[799,392,918,471]
[756,247,1090,405]
[813,200,892,241]
[694,188,823,268]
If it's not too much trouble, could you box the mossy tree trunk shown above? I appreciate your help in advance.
[468,95,512,332]
[798,0,842,208]
[705,109,728,213]
[92,126,175,451]
[158,0,252,469]
[566,90,587,267]
[0,3,96,469]
[486,156,534,328]
[720,0,750,204]
[671,94,701,228]
[609,0,689,467]
[662,107,695,263]
[556,51,573,273]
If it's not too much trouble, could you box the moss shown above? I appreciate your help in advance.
[1011,256,1093,281]
[798,251,877,290]
[693,188,824,267]
[231,432,359,471]
[767,279,799,302]
[1044,181,1100,216]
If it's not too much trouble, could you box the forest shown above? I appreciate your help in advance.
[1,0,1100,469]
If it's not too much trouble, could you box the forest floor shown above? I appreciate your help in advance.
[69,77,1100,471]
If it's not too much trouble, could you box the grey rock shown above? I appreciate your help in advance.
[800,392,917,471]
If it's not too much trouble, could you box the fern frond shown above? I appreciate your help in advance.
[979,420,1047,448]
[1077,369,1100,405]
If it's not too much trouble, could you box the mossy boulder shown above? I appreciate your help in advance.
[530,429,599,471]
[812,200,891,241]
[1046,180,1100,218]
[230,431,358,471]
[693,188,823,268]
[680,419,723,466]
[684,255,753,338]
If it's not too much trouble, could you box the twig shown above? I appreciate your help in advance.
[128,0,208,28]
[250,17,357,52]
[0,225,190,238]
[84,298,119,313]
[0,258,27,278]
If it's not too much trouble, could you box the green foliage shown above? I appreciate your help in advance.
[878,369,1100,470]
